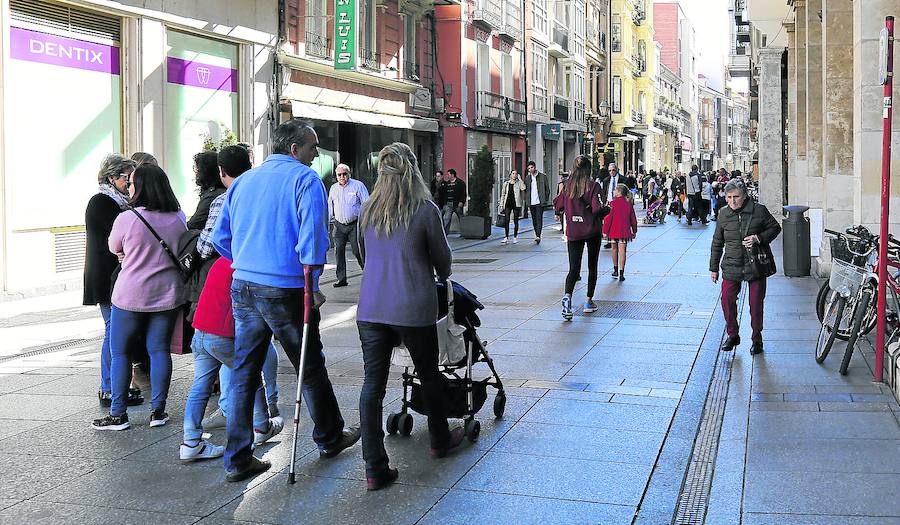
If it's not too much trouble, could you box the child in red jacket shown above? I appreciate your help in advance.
[603,184,638,282]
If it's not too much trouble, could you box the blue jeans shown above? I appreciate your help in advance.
[358,321,451,476]
[226,279,345,472]
[183,330,268,442]
[99,303,112,394]
[109,306,178,416]
[218,342,279,415]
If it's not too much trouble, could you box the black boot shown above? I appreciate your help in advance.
[721,335,740,352]
[750,341,764,355]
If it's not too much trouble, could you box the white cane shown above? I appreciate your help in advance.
[288,264,315,484]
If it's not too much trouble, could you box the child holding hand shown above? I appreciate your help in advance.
[603,184,638,282]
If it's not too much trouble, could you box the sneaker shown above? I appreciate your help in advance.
[619,274,625,282]
[180,440,225,461]
[98,391,112,407]
[367,467,399,491]
[225,455,271,483]
[501,237,508,244]
[561,295,573,321]
[92,413,130,431]
[253,417,285,446]
[320,426,362,458]
[150,409,169,427]
[583,300,598,314]
[513,236,518,244]
[534,237,541,244]
[611,268,619,278]
[202,408,227,430]
[430,427,466,458]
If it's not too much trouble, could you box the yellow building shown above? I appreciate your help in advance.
[609,0,660,173]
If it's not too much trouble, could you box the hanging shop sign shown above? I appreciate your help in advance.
[335,0,357,69]
[542,123,561,140]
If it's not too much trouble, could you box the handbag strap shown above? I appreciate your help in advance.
[443,278,455,322]
[129,207,183,270]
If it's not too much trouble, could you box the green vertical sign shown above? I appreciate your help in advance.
[334,0,356,69]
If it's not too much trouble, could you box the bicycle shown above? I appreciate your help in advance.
[815,226,879,340]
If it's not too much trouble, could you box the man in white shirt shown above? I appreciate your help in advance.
[684,165,707,226]
[600,163,620,248]
[328,164,369,287]
[523,161,551,244]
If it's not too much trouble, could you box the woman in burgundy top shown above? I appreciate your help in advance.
[553,156,608,320]
[603,184,639,282]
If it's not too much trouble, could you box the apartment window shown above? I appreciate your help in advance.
[306,0,327,36]
[612,76,621,113]
[532,45,548,114]
[611,15,621,52]
[359,0,377,61]
[573,0,585,58]
[502,52,513,98]
[533,0,547,35]
[504,0,522,34]
[477,42,491,93]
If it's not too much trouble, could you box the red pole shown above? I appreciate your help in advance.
[877,16,894,383]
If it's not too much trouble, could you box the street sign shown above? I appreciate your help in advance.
[880,26,890,85]
[542,123,561,140]
[334,0,356,70]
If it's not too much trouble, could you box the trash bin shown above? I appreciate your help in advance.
[782,205,811,277]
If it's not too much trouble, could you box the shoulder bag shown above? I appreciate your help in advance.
[129,208,192,283]
[741,206,777,281]
[392,279,467,368]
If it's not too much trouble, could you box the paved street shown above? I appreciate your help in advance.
[0,212,898,524]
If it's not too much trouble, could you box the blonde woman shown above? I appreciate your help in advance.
[356,143,464,491]
[499,170,526,244]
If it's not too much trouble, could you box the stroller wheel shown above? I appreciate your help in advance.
[398,413,414,436]
[465,419,481,442]
[493,393,507,419]
[386,413,399,435]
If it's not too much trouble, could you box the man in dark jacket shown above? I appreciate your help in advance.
[710,179,781,355]
[437,169,467,232]
[524,161,551,244]
[685,165,705,226]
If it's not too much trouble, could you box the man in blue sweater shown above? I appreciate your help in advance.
[213,119,360,482]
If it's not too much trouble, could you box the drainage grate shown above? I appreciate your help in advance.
[455,258,498,264]
[0,336,104,364]
[578,300,680,321]
[672,349,734,524]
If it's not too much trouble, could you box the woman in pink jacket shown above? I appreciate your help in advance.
[603,183,638,282]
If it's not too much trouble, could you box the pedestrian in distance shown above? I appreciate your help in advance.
[436,168,466,233]
[356,142,464,491]
[92,165,187,431]
[599,162,622,249]
[524,161,551,244]
[212,119,360,483]
[328,163,369,287]
[710,178,782,355]
[499,169,525,244]
[701,174,713,223]
[84,154,145,409]
[188,151,226,230]
[554,155,608,320]
[604,184,638,282]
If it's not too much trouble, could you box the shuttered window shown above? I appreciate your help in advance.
[11,0,121,43]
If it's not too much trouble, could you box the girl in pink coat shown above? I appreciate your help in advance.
[603,184,638,282]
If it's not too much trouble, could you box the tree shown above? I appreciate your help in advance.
[467,145,495,218]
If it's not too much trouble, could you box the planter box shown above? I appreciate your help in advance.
[459,216,492,240]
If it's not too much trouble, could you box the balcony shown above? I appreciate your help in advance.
[475,91,527,133]
[728,53,751,78]
[631,109,644,123]
[553,97,570,122]
[305,31,331,60]
[548,21,570,58]
[573,101,585,124]
[736,24,751,43]
[359,48,380,71]
[733,0,747,23]
[404,60,421,82]
[472,0,502,30]
[632,2,645,26]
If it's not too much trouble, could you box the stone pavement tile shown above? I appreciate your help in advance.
[818,402,896,412]
[0,501,197,525]
[501,385,550,397]
[0,419,179,460]
[522,318,619,334]
[752,383,817,394]
[0,373,68,394]
[490,354,574,381]
[617,316,712,329]
[418,489,635,525]
[596,324,708,345]
[494,421,665,465]
[522,397,674,432]
[750,401,820,411]
[211,472,445,525]
[564,361,693,385]
[815,384,889,394]
[20,366,97,376]
[751,393,784,401]
[653,436,694,470]
[37,458,272,516]
[622,379,687,390]
[486,339,594,363]
[648,388,684,399]
[0,454,108,499]
[584,384,652,396]
[0,499,18,511]
[500,327,609,345]
[195,518,269,525]
[544,389,613,402]
[784,392,853,402]
[628,465,686,525]
[761,328,824,341]
[748,411,900,441]
[0,393,96,421]
[580,345,698,367]
[851,393,900,403]
[473,311,528,329]
[610,394,679,408]
[520,379,588,391]
[705,468,744,524]
[743,513,900,525]
[472,327,511,342]
[747,438,900,474]
[456,450,652,505]
[744,471,900,517]
[714,437,749,473]
[0,418,48,440]
[751,365,876,387]
[17,373,108,396]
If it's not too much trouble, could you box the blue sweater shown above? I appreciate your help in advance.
[212,154,327,290]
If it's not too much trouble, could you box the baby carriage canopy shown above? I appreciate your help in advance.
[437,280,484,329]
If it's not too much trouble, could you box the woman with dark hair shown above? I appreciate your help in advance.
[84,154,144,408]
[554,155,607,320]
[92,165,187,431]
[188,151,225,230]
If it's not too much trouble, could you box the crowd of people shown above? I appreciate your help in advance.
[82,119,777,490]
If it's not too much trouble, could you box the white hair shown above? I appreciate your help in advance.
[336,163,351,174]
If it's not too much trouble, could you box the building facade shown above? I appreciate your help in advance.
[0,0,278,295]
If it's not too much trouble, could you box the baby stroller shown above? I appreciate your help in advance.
[644,194,667,225]
[386,280,505,443]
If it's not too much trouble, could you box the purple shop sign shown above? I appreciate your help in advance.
[10,27,121,75]
[166,57,238,93]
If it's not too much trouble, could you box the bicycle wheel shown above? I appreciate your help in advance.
[816,284,854,340]
[815,295,846,363]
[840,288,874,375]
[815,280,831,323]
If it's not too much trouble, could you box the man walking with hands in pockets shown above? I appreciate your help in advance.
[329,164,369,288]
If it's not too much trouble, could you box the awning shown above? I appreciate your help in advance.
[625,126,664,137]
[611,134,639,142]
[290,100,439,133]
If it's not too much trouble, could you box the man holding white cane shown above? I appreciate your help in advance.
[213,119,360,483]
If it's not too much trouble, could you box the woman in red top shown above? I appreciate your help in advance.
[553,156,607,320]
[603,184,638,282]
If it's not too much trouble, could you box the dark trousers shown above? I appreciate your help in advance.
[565,237,602,297]
[226,280,345,472]
[687,194,702,222]
[503,206,521,238]
[721,278,767,343]
[357,321,450,476]
[333,220,363,283]
[530,205,544,239]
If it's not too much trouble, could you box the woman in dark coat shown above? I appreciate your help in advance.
[710,178,782,355]
[84,154,143,407]
[188,151,225,230]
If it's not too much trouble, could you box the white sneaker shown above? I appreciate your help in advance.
[561,295,573,321]
[513,237,518,244]
[202,408,226,430]
[253,416,285,445]
[501,237,508,244]
[180,439,225,461]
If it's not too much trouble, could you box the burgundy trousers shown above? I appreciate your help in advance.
[721,278,767,343]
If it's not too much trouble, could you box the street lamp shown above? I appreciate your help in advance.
[598,100,610,121]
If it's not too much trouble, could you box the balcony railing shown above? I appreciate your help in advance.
[553,97,570,122]
[475,91,527,133]
[404,60,421,82]
[549,21,569,57]
[359,48,380,71]
[573,101,585,124]
[631,109,644,123]
[305,31,331,60]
